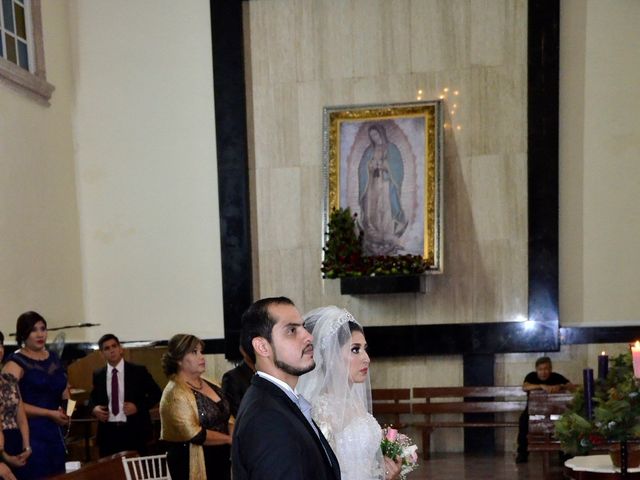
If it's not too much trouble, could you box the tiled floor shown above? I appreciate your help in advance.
[411,452,565,479]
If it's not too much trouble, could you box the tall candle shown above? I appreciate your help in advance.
[632,341,640,378]
[598,351,609,380]
[583,368,594,420]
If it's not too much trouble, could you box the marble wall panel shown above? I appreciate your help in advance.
[470,0,506,66]
[300,165,324,248]
[257,247,305,303]
[469,66,527,156]
[294,1,321,82]
[319,78,356,107]
[247,0,298,85]
[410,0,469,73]
[317,0,356,80]
[465,154,526,241]
[296,81,323,167]
[255,167,302,252]
[351,0,385,78]
[381,0,412,75]
[251,83,301,169]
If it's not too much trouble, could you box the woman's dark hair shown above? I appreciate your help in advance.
[16,311,47,346]
[240,297,294,362]
[162,334,205,377]
[0,330,4,345]
[337,321,364,347]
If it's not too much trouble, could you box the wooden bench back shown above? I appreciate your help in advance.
[412,386,527,415]
[372,388,411,428]
[527,391,574,437]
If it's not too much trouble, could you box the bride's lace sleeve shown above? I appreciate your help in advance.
[311,394,336,448]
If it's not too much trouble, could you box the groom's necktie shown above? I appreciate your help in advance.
[296,393,332,466]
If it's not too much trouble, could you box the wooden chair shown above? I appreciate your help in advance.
[122,453,171,480]
[372,388,411,429]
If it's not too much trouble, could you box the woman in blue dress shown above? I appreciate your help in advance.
[2,312,69,479]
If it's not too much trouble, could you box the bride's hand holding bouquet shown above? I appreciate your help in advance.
[381,427,419,480]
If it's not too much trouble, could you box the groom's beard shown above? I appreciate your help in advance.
[273,345,316,377]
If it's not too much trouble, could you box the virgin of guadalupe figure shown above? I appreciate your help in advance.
[358,124,408,255]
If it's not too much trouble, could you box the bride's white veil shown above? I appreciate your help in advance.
[298,306,372,418]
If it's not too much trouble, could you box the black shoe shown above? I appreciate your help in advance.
[515,453,528,464]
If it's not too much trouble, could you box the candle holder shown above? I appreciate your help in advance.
[556,352,640,466]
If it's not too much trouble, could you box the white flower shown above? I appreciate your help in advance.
[402,444,418,458]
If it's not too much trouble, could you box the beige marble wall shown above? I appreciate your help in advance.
[245,0,528,328]
[244,0,527,454]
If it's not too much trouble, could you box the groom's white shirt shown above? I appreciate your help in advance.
[255,371,300,400]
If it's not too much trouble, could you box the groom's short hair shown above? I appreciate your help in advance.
[241,296,294,359]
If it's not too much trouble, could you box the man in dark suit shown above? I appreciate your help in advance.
[232,297,341,480]
[89,334,162,457]
[221,345,255,418]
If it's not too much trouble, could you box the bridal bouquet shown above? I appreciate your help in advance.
[380,427,419,479]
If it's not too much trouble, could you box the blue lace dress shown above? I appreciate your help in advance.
[6,351,68,479]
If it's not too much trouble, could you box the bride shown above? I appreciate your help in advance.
[298,306,402,480]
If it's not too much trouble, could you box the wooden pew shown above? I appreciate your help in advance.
[372,388,411,429]
[527,391,574,478]
[412,386,527,459]
[48,451,138,480]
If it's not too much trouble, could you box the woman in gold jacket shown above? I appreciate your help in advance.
[160,334,232,480]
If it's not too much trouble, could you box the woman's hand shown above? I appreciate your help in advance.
[49,407,70,426]
[1,451,27,468]
[17,446,31,462]
[383,455,403,480]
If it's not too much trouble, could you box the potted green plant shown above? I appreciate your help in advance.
[555,352,640,466]
[321,208,430,294]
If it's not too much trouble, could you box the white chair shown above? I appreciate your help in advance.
[122,454,171,480]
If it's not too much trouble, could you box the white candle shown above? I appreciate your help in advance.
[631,341,640,378]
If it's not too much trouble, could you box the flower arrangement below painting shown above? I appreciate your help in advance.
[321,208,429,279]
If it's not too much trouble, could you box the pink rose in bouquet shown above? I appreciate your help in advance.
[380,427,419,479]
[385,427,398,442]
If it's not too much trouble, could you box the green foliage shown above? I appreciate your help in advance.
[381,438,404,459]
[555,352,640,455]
[321,208,429,278]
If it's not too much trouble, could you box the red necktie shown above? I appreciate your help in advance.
[111,368,119,415]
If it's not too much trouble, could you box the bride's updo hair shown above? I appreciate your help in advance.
[337,321,363,347]
[162,333,204,377]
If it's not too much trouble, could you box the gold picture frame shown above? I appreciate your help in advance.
[323,101,443,272]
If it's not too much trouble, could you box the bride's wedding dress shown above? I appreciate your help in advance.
[313,394,384,480]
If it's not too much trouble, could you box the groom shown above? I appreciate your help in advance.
[232,297,341,479]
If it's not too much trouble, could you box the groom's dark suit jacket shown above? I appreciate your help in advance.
[88,361,161,455]
[232,375,341,480]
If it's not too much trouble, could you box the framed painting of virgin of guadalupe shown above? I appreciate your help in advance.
[322,101,443,272]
